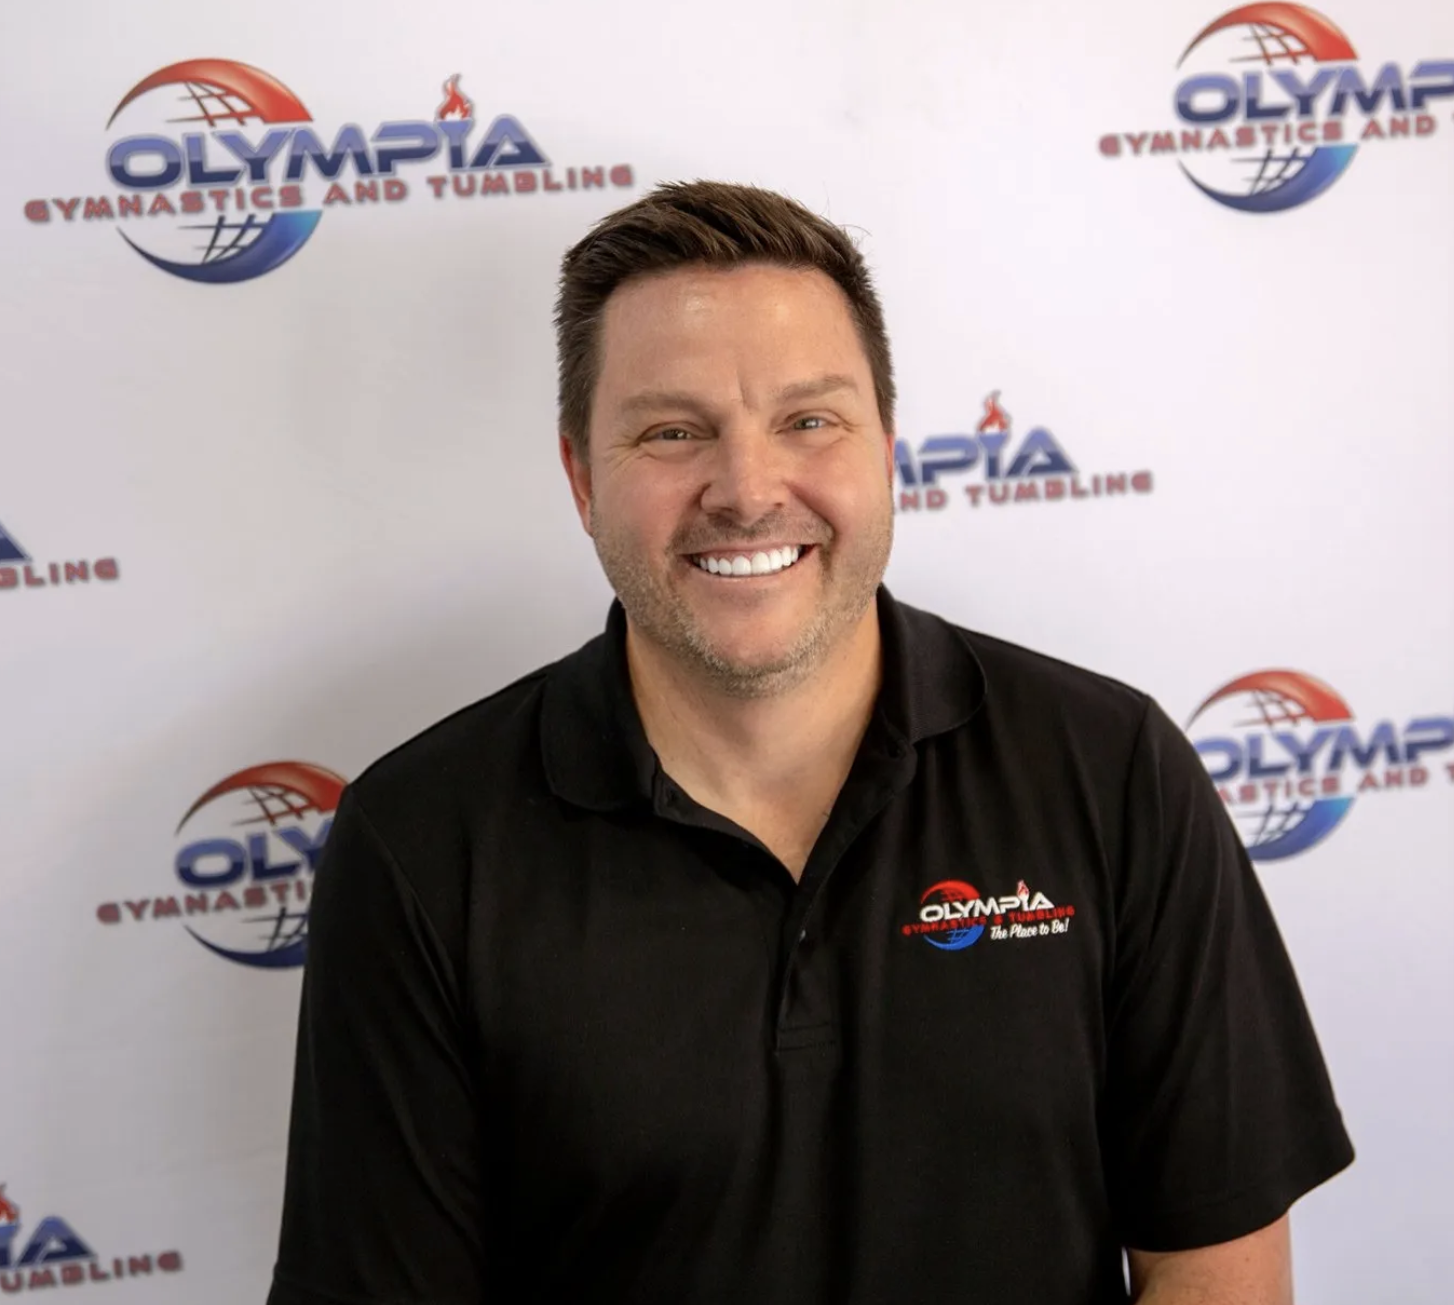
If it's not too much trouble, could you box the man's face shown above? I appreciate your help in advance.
[562,262,895,695]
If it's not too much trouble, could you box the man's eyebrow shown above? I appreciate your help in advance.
[614,374,861,419]
[615,389,716,419]
[773,373,861,405]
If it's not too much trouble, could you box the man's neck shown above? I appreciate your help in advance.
[625,607,883,875]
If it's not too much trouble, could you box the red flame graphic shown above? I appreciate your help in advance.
[977,390,1011,434]
[437,74,473,120]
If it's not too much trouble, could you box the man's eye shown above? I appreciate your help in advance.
[792,415,829,430]
[648,427,694,442]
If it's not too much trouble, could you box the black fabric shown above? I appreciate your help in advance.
[268,588,1353,1305]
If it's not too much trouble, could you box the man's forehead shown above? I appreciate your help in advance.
[594,265,871,399]
[601,263,857,337]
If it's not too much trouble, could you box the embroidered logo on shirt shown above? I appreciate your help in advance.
[901,879,1076,951]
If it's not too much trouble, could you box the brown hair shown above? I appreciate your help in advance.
[554,180,895,457]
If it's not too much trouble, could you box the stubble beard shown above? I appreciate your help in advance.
[590,499,894,700]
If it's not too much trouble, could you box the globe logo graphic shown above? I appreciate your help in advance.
[1187,670,1356,861]
[172,761,345,967]
[1176,4,1360,212]
[915,880,986,951]
[106,59,322,282]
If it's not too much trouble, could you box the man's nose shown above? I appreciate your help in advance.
[698,426,790,522]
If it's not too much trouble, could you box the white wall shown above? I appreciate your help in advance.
[2,1,1450,1299]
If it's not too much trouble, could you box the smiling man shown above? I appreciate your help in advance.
[267,182,1353,1305]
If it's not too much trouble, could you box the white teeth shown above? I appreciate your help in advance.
[693,545,805,577]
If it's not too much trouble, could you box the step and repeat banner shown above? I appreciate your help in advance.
[2,1,1450,1300]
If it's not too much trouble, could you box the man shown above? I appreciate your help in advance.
[267,182,1353,1304]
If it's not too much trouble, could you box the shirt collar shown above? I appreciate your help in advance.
[540,586,987,812]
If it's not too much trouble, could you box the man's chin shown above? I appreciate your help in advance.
[683,632,822,695]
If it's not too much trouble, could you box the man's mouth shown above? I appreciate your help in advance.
[689,544,812,577]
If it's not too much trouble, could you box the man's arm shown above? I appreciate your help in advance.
[1128,1214,1292,1304]
[1102,703,1351,1283]
[268,785,487,1305]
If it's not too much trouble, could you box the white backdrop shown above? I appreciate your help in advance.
[2,0,1451,1300]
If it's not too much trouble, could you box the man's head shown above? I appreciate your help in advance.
[555,180,897,697]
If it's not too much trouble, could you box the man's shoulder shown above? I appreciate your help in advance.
[347,655,566,829]
[326,649,592,970]
[903,599,1152,736]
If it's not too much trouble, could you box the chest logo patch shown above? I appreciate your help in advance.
[902,879,1076,951]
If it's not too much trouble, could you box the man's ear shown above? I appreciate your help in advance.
[559,432,593,535]
[881,425,897,485]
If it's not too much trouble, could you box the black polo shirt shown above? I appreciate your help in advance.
[268,588,1353,1305]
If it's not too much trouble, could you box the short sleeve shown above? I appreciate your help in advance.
[1103,700,1354,1252]
[267,787,487,1305]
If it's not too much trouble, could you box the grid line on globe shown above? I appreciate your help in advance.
[252,904,311,952]
[234,782,317,953]
[185,213,268,264]
[172,82,264,128]
[173,87,270,261]
[1239,146,1314,195]
[1236,688,1318,848]
[237,783,323,829]
[1235,23,1314,67]
[1234,22,1318,196]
